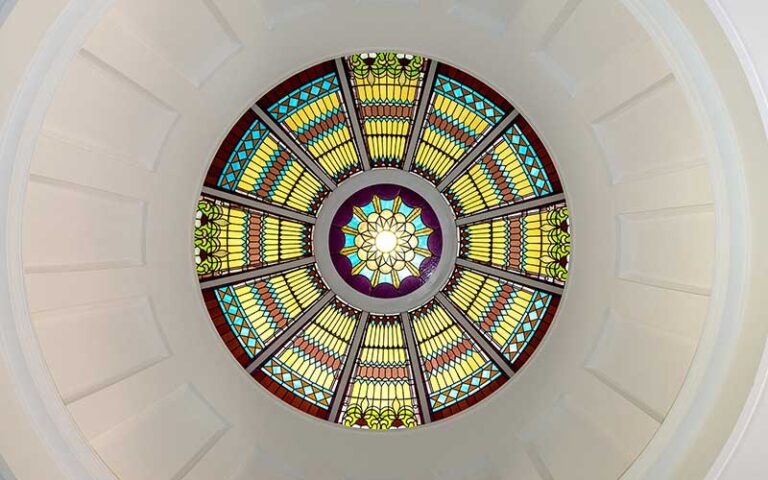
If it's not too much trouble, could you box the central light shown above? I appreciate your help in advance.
[340,193,433,289]
[375,230,398,252]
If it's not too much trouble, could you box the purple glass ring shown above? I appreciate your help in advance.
[329,184,443,298]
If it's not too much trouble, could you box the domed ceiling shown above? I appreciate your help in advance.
[194,52,570,430]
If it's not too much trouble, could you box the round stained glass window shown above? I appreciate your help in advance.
[329,184,442,298]
[196,52,571,430]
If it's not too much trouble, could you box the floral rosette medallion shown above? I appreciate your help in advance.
[329,184,442,298]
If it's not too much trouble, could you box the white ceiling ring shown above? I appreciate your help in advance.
[0,0,765,478]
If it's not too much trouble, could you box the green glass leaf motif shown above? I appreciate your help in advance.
[544,207,570,282]
[195,199,225,276]
[342,403,418,430]
[349,52,424,82]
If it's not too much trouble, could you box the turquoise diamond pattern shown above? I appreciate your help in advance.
[435,75,504,124]
[262,358,334,408]
[502,291,551,363]
[218,120,270,191]
[269,74,340,122]
[430,362,501,411]
[215,287,265,358]
[504,125,554,197]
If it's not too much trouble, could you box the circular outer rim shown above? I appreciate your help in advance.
[314,169,457,314]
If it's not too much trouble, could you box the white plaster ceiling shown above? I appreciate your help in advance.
[1,0,764,479]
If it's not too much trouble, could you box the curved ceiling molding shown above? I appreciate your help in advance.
[2,0,764,479]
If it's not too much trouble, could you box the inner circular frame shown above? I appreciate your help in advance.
[315,169,457,314]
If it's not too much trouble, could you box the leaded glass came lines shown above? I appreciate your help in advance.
[195,197,312,279]
[339,314,420,429]
[267,71,362,182]
[411,71,508,184]
[460,203,570,284]
[257,299,361,416]
[211,267,326,359]
[340,194,433,288]
[409,301,504,418]
[201,53,570,429]
[346,53,428,168]
[215,117,328,214]
[446,123,557,217]
[444,268,555,366]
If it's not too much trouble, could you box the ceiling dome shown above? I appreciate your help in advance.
[6,0,768,478]
[195,52,570,430]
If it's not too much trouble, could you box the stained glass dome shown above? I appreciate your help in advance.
[195,52,570,430]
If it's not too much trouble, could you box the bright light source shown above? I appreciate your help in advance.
[375,230,398,253]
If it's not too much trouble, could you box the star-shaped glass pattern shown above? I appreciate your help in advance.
[340,195,433,288]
